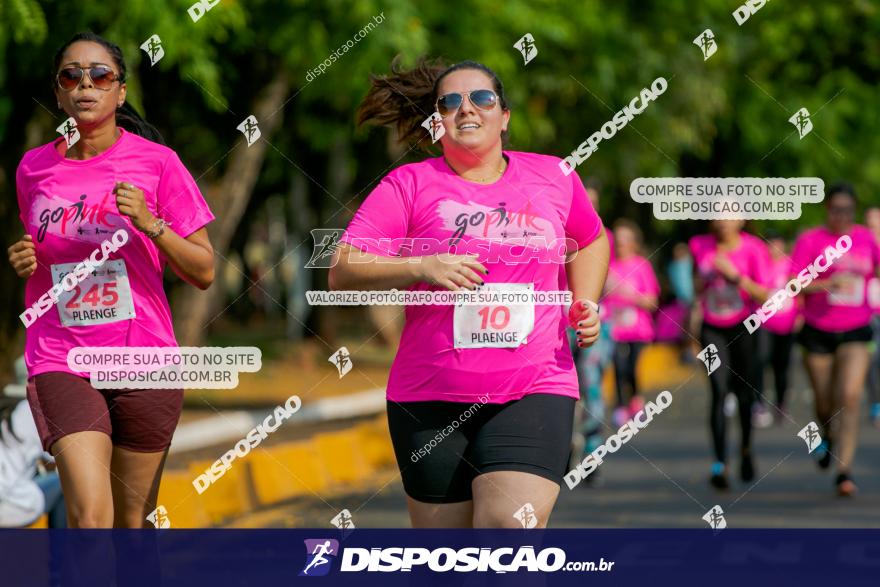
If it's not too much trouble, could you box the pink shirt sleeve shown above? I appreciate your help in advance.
[341,174,411,257]
[156,152,215,238]
[564,172,602,249]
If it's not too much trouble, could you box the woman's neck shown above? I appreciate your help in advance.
[444,145,507,184]
[63,121,120,160]
[717,232,741,249]
[827,222,852,236]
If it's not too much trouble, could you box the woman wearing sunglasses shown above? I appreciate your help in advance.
[330,58,609,527]
[791,183,880,496]
[6,32,215,527]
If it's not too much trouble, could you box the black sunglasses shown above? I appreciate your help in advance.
[56,65,122,91]
[435,89,498,117]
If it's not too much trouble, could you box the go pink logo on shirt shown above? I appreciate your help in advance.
[438,200,554,245]
[32,191,125,243]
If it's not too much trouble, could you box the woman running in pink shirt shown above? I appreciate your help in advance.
[690,220,769,490]
[756,232,800,424]
[791,183,880,496]
[6,33,215,527]
[330,58,610,527]
[603,219,659,426]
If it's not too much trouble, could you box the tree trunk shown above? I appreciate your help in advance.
[173,71,290,345]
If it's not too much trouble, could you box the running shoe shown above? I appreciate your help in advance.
[612,406,629,427]
[740,452,755,483]
[752,403,773,429]
[813,439,832,470]
[870,403,880,429]
[628,396,645,419]
[723,393,737,418]
[835,472,857,497]
[709,461,729,490]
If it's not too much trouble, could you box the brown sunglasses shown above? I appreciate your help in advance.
[56,65,122,91]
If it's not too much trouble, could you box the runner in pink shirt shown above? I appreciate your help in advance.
[6,33,215,527]
[603,219,659,426]
[690,220,769,490]
[864,206,880,427]
[791,183,880,496]
[755,233,800,424]
[330,59,610,527]
[569,178,615,482]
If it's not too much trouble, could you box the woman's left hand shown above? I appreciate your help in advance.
[114,182,156,234]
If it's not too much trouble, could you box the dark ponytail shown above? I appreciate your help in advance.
[116,102,164,144]
[53,31,164,144]
[357,56,509,150]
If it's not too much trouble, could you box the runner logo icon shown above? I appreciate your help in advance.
[797,421,822,453]
[789,107,813,139]
[300,539,339,577]
[306,228,342,268]
[422,112,445,143]
[693,29,717,60]
[697,344,721,375]
[514,33,538,65]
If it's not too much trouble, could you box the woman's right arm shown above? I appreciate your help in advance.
[328,243,486,292]
[7,235,36,278]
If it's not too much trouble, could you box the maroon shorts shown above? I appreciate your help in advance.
[26,371,183,453]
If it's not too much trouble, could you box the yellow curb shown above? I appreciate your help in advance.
[250,442,331,505]
[157,471,212,528]
[353,418,397,470]
[311,429,375,485]
[25,514,48,529]
[186,459,253,525]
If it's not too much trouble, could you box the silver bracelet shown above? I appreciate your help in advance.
[144,218,171,239]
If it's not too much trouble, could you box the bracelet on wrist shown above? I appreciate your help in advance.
[143,217,171,239]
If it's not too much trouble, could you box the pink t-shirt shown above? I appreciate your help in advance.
[340,151,603,404]
[16,129,215,378]
[763,256,799,334]
[790,225,880,332]
[690,232,769,328]
[603,255,659,342]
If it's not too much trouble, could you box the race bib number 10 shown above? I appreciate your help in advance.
[453,282,534,349]
[51,259,136,327]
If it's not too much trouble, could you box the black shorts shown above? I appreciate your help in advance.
[798,323,873,354]
[387,393,575,503]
